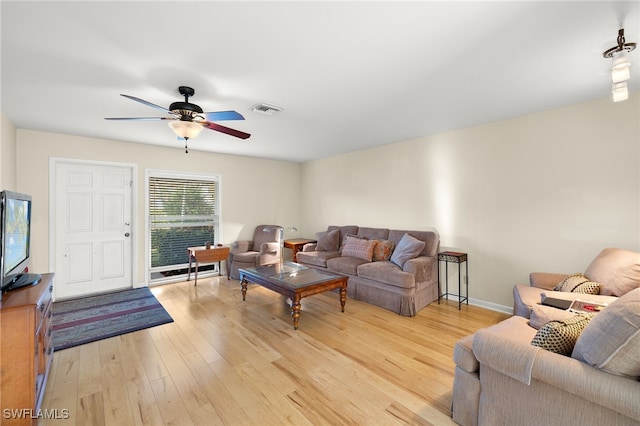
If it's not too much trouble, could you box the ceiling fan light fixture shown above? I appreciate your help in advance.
[168,120,204,139]
[612,81,629,103]
[105,85,250,150]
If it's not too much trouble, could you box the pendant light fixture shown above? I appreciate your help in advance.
[602,29,636,102]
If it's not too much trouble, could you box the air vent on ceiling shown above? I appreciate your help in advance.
[251,102,284,116]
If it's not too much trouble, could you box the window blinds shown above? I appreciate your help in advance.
[148,175,219,269]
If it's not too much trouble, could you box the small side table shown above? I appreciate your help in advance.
[283,238,317,262]
[438,251,468,309]
[187,245,230,285]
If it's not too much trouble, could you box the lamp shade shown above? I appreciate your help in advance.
[168,120,204,139]
[611,50,631,83]
[612,81,629,102]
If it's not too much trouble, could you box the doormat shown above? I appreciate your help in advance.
[51,287,174,351]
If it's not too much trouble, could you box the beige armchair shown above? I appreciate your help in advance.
[227,224,282,280]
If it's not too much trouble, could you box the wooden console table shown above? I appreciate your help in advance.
[283,238,316,262]
[187,246,230,285]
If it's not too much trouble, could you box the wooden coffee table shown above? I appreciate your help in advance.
[239,262,347,330]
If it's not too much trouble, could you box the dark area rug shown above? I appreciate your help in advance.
[52,287,174,351]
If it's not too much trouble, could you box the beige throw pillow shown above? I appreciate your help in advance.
[584,248,640,296]
[339,233,365,253]
[572,287,640,378]
[341,236,377,262]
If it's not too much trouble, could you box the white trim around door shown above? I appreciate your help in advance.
[49,158,139,301]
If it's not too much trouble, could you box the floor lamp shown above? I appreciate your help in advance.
[263,226,298,268]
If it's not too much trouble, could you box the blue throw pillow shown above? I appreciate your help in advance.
[390,233,426,267]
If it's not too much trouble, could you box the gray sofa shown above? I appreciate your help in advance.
[296,225,440,316]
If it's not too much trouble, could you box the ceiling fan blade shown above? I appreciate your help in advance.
[104,116,176,121]
[121,94,172,113]
[202,110,245,121]
[203,122,251,139]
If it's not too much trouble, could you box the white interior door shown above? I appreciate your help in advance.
[54,161,133,299]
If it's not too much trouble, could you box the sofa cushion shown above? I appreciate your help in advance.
[327,256,369,276]
[530,272,571,290]
[341,235,377,261]
[572,287,640,378]
[357,261,415,289]
[529,304,577,330]
[372,240,395,262]
[513,283,545,318]
[315,229,340,252]
[584,248,640,296]
[531,314,595,356]
[356,227,390,240]
[295,250,339,268]
[554,273,600,295]
[230,251,260,263]
[453,334,478,373]
[390,233,426,267]
[332,225,359,238]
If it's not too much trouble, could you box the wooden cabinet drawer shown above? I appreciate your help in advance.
[35,281,53,329]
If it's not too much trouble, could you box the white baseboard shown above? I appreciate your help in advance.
[468,297,512,315]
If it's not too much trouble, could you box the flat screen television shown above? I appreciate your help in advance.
[0,190,41,292]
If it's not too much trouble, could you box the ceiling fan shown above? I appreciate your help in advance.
[105,86,250,153]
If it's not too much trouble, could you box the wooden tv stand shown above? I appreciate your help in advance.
[1,273,54,425]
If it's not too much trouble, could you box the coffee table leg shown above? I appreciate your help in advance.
[339,286,346,312]
[291,296,302,330]
[241,278,248,301]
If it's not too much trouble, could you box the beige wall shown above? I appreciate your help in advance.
[1,111,17,191]
[5,93,640,310]
[16,130,300,286]
[300,95,640,310]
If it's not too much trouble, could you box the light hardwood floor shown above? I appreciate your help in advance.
[41,276,510,426]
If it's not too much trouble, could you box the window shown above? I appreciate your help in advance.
[147,171,220,283]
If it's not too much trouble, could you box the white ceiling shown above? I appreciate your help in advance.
[2,1,638,163]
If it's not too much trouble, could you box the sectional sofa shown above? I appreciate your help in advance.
[451,248,640,425]
[296,225,440,316]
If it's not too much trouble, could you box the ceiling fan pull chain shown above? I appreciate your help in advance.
[185,139,189,154]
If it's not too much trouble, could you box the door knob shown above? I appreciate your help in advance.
[124,232,130,237]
